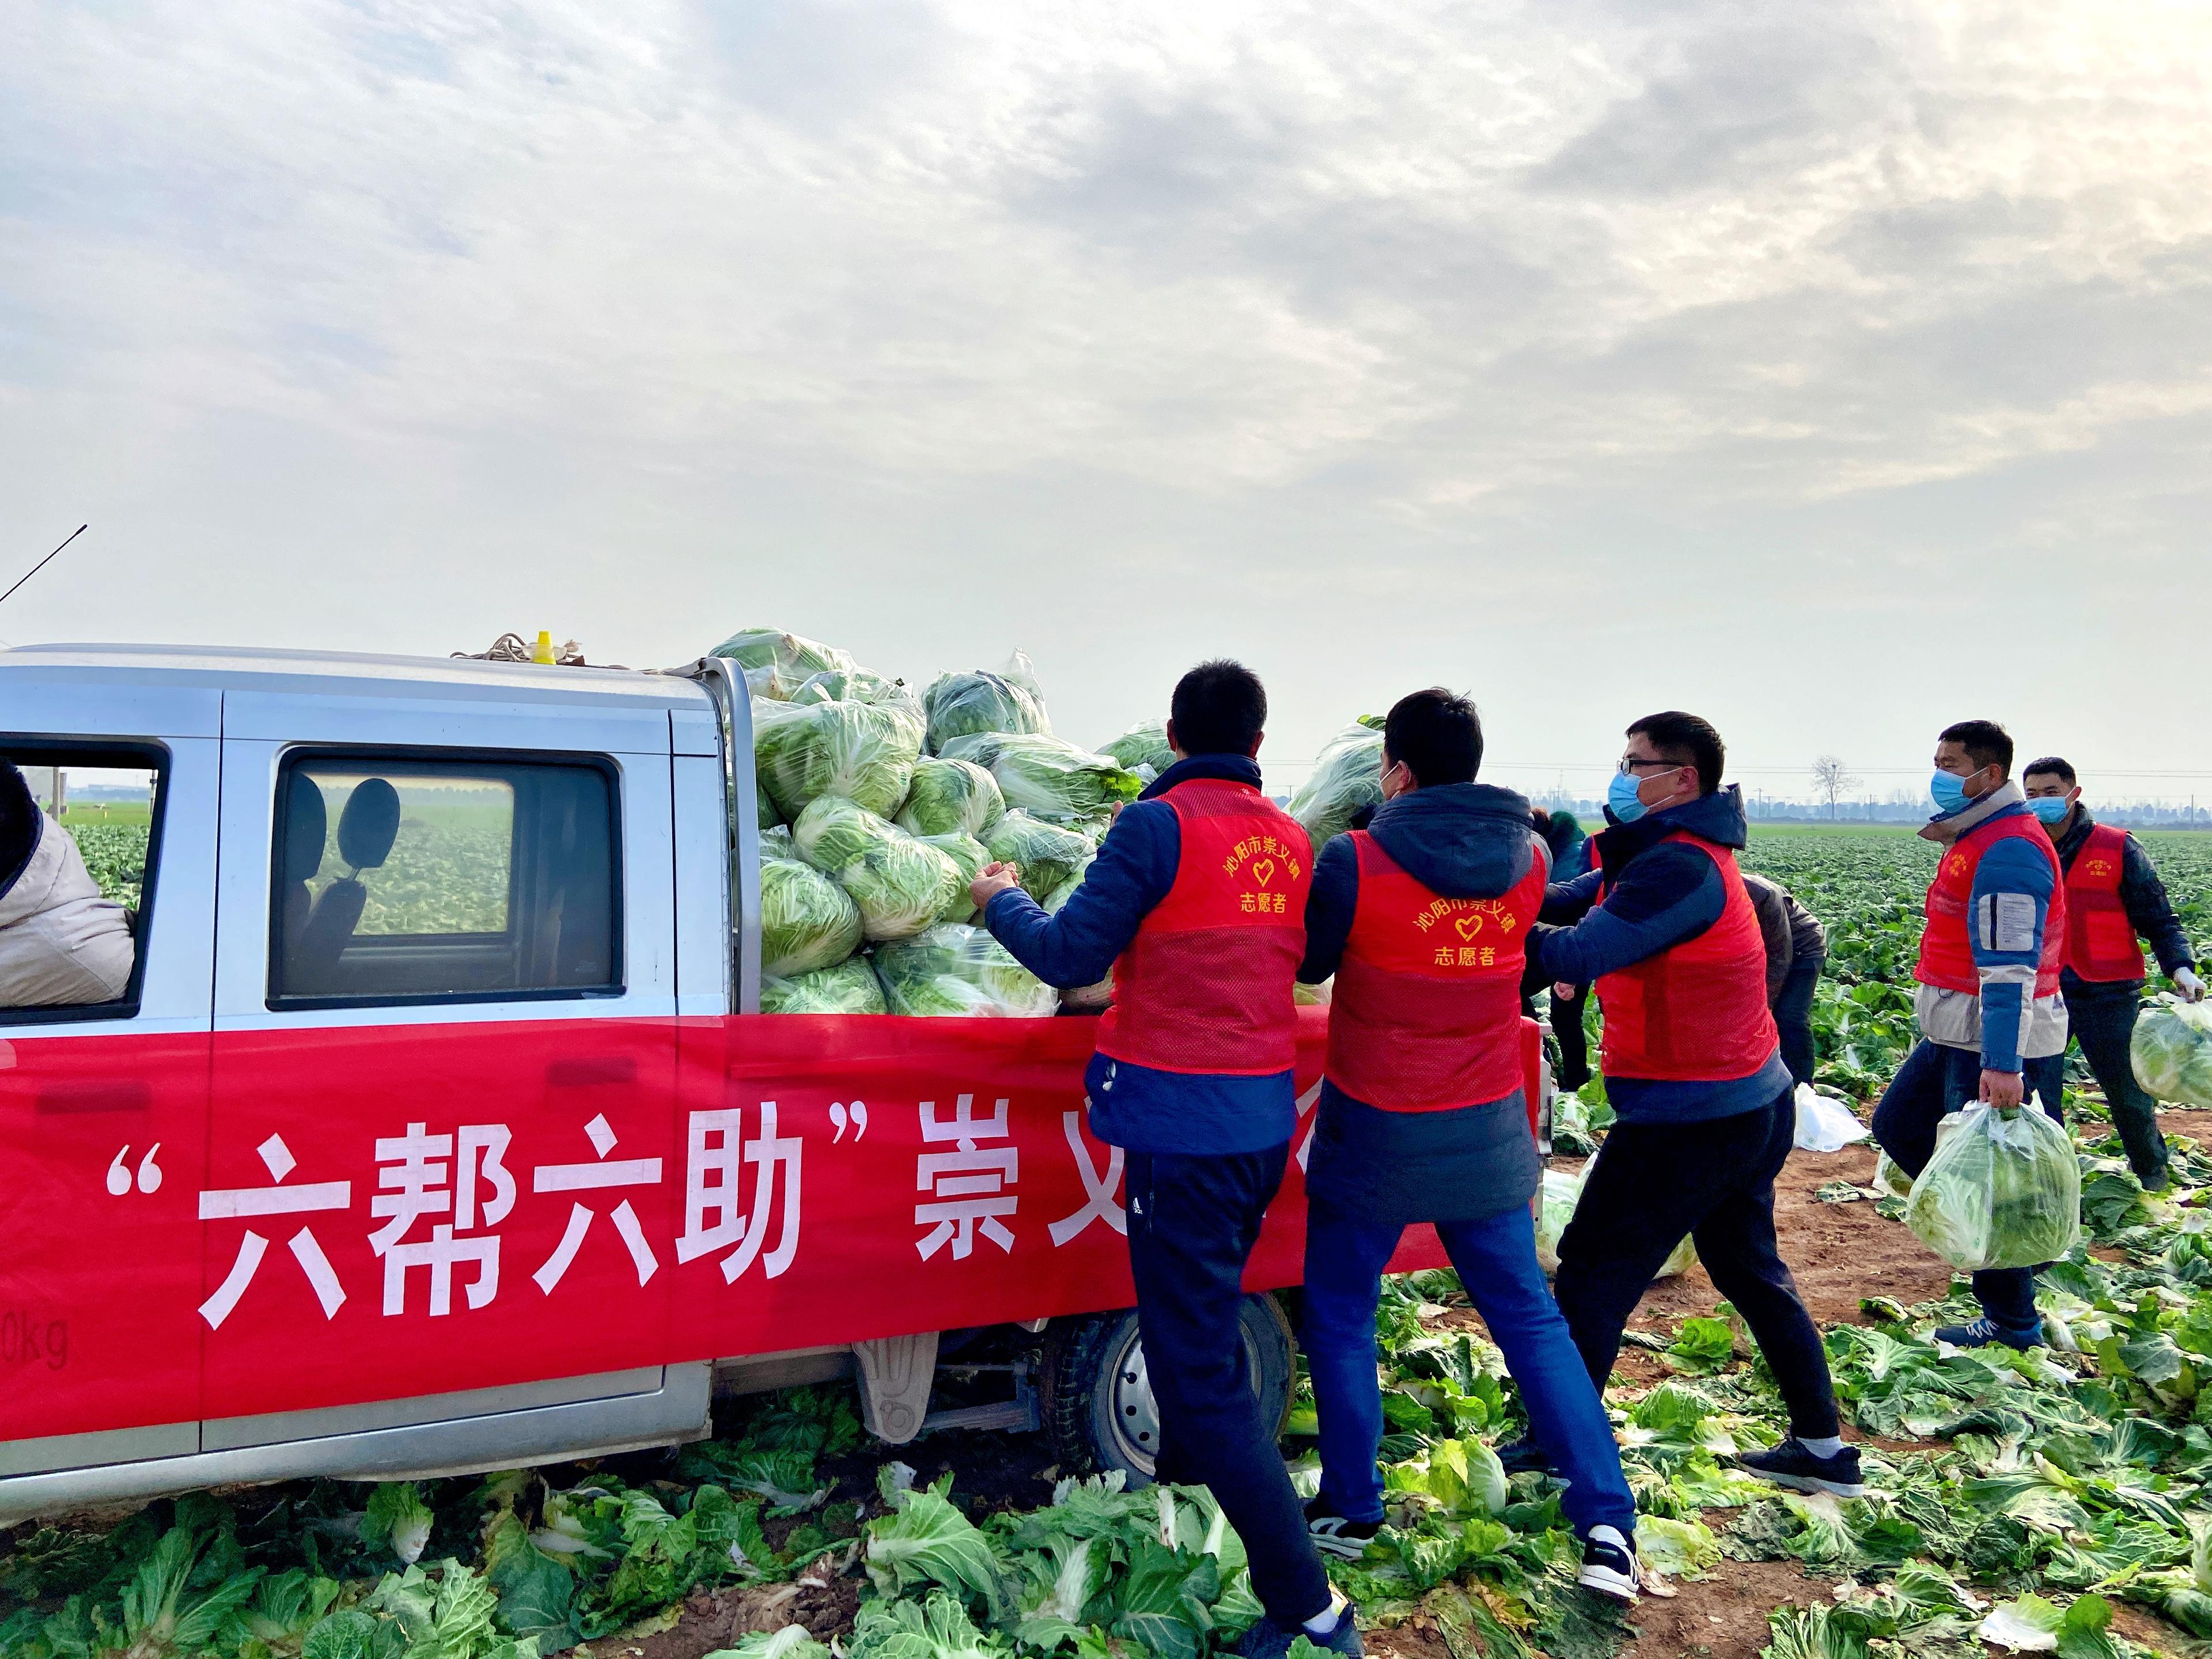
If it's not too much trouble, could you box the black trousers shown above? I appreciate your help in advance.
[1551,982,1593,1090]
[1552,1092,1841,1440]
[2023,980,2168,1185]
[1126,1144,1331,1626]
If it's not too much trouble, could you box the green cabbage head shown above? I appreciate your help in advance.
[1100,720,1174,779]
[763,958,885,1014]
[760,856,863,978]
[919,831,991,924]
[793,796,959,942]
[713,628,857,700]
[754,696,925,820]
[922,669,1050,753]
[873,924,1059,1017]
[2134,1001,2212,1108]
[940,732,1139,828]
[1286,722,1385,846]
[983,810,1094,898]
[895,758,1005,839]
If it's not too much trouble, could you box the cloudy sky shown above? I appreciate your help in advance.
[3,1,2209,801]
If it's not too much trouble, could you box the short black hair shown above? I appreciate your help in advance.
[1382,688,1483,788]
[1939,719,2013,777]
[1171,660,1267,756]
[1528,804,1553,834]
[1626,711,1725,796]
[2023,755,2076,786]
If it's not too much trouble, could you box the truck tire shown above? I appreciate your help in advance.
[1040,1293,1295,1484]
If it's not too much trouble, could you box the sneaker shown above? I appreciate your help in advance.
[1577,1525,1639,1602]
[1234,1604,1363,1659]
[1304,1498,1380,1560]
[1933,1316,2043,1351]
[1736,1437,1866,1499]
[1496,1435,1555,1475]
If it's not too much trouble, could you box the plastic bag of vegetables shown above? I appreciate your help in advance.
[1286,719,1385,845]
[983,809,1094,897]
[920,831,991,924]
[760,856,863,976]
[713,628,856,701]
[2133,998,2212,1109]
[1100,719,1174,780]
[754,696,925,820]
[1906,1104,2081,1271]
[1537,1156,1693,1279]
[1873,1148,1914,1201]
[760,823,796,862]
[922,667,1050,752]
[1039,857,1113,1007]
[792,796,960,942]
[873,924,1059,1017]
[895,757,1005,839]
[790,665,925,726]
[940,732,1140,828]
[762,958,887,1014]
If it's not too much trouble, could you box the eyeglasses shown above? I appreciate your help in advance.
[1617,756,1682,776]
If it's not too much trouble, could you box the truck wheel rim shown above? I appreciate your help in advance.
[1107,1324,1160,1475]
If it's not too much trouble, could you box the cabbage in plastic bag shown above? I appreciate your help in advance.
[1536,1158,1692,1278]
[760,823,796,862]
[2133,999,2212,1109]
[873,923,1059,1017]
[1101,720,1175,778]
[1873,1148,1914,1201]
[1037,857,1113,1007]
[1905,1103,2082,1271]
[762,957,886,1014]
[790,666,925,728]
[923,669,1050,753]
[895,757,1005,839]
[983,809,1094,898]
[754,696,925,820]
[760,857,864,978]
[792,796,960,942]
[940,732,1140,828]
[920,831,991,924]
[713,628,857,701]
[1286,720,1385,846]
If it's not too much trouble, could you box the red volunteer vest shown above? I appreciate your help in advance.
[1915,812,2066,997]
[1324,831,1550,1112]
[1594,832,1778,1082]
[1096,779,1312,1077]
[2063,823,2145,983]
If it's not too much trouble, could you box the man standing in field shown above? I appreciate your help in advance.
[1871,720,2070,1350]
[972,661,1357,1659]
[1525,712,1859,1498]
[1294,691,1642,1603]
[2020,756,2206,1190]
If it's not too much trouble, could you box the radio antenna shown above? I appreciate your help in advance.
[0,525,88,609]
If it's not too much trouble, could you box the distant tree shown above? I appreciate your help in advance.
[1812,755,1861,819]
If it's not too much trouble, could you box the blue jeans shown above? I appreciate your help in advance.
[1301,1197,1637,1539]
[1871,1040,2063,1332]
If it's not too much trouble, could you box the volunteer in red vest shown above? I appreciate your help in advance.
[974,661,1356,1659]
[1870,719,2070,1351]
[2020,756,2204,1190]
[1293,690,1642,1603]
[1527,711,1858,1499]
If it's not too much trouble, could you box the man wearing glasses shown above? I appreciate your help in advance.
[1521,712,1858,1499]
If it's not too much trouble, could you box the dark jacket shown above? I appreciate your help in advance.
[1742,872,1827,1003]
[1538,810,1590,884]
[1530,784,1790,1124]
[2049,806,2196,988]
[1296,783,1542,1225]
[984,754,1298,1156]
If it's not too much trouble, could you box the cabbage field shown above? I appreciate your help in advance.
[27,690,2212,1659]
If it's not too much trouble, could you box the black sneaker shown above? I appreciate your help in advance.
[1577,1525,1639,1602]
[1736,1437,1866,1498]
[1933,1315,2043,1351]
[1234,1603,1363,1659]
[1496,1435,1555,1475]
[1304,1497,1380,1560]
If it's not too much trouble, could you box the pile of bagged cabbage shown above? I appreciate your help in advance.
[719,629,1157,1017]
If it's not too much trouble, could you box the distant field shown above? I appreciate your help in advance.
[56,801,153,828]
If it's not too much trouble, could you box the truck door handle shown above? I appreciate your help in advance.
[547,1056,635,1087]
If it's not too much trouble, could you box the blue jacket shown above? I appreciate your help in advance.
[983,754,1298,1156]
[1531,784,1791,1124]
[1916,782,2061,1072]
[1296,783,1543,1225]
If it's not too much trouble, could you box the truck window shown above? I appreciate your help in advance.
[0,747,162,1018]
[268,753,621,1006]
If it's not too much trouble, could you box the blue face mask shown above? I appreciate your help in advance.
[1607,770,1650,824]
[2029,795,2071,824]
[1929,770,1971,815]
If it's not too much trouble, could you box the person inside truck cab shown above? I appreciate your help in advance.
[971,661,1358,1659]
[0,760,137,1007]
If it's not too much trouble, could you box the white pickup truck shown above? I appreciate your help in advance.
[2,644,1508,1524]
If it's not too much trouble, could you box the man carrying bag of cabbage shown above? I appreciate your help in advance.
[1871,719,2077,1351]
[971,661,1358,1659]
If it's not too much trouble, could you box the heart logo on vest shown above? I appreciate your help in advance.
[1454,914,1484,941]
[1252,858,1276,888]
